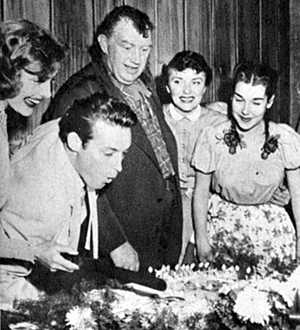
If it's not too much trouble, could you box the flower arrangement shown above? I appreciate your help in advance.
[10,263,300,330]
[213,265,300,330]
[9,223,299,330]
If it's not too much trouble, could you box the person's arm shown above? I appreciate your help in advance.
[204,101,228,115]
[1,222,79,271]
[97,191,140,271]
[192,170,213,262]
[286,168,300,263]
[268,183,291,207]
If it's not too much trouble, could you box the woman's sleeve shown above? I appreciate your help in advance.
[0,130,10,209]
[279,124,300,169]
[191,126,217,173]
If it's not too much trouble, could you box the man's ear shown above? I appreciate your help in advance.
[98,34,109,55]
[267,95,275,109]
[66,132,82,152]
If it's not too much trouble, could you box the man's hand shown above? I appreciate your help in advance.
[32,240,79,273]
[110,241,140,271]
[269,184,291,207]
[205,101,228,115]
[195,235,213,263]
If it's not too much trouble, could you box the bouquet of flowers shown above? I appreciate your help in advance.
[212,265,300,330]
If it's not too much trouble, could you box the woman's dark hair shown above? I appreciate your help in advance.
[89,5,154,60]
[0,19,66,100]
[59,93,137,148]
[229,61,279,159]
[162,51,212,87]
[157,50,212,104]
[232,61,278,101]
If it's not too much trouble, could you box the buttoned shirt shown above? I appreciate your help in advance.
[163,103,225,189]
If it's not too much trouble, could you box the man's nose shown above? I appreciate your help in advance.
[130,48,140,64]
[114,154,123,173]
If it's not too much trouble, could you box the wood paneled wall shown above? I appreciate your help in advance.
[1,0,298,139]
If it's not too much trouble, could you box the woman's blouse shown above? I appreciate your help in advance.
[163,103,226,189]
[0,106,10,209]
[191,120,300,205]
[0,105,35,262]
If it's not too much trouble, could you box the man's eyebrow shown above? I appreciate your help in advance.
[120,40,134,46]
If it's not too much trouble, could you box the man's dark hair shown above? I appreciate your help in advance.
[89,5,154,60]
[59,93,137,148]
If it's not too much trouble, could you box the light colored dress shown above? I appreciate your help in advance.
[163,103,226,261]
[191,120,300,265]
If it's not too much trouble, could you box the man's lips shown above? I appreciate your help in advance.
[125,65,139,73]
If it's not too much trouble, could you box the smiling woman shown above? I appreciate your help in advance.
[0,19,66,268]
[192,61,300,269]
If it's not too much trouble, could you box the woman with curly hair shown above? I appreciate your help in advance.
[192,62,300,268]
[0,19,66,261]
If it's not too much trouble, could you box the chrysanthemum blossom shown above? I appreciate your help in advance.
[233,287,272,325]
[65,306,96,330]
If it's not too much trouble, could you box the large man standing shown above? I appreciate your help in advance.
[43,6,183,271]
[0,93,136,310]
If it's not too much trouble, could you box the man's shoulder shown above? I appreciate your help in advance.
[55,63,104,99]
[44,62,107,121]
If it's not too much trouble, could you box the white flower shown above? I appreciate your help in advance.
[288,265,300,289]
[65,306,96,330]
[276,282,297,308]
[233,287,272,325]
[219,284,231,295]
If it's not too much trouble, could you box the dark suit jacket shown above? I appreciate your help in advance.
[43,56,183,270]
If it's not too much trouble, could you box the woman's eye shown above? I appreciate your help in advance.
[234,98,243,102]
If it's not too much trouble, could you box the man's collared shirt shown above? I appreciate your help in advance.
[111,73,174,179]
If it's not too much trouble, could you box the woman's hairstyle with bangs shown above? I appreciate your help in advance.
[0,19,66,100]
[162,50,212,87]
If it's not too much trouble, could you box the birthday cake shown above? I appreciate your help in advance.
[9,263,300,330]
